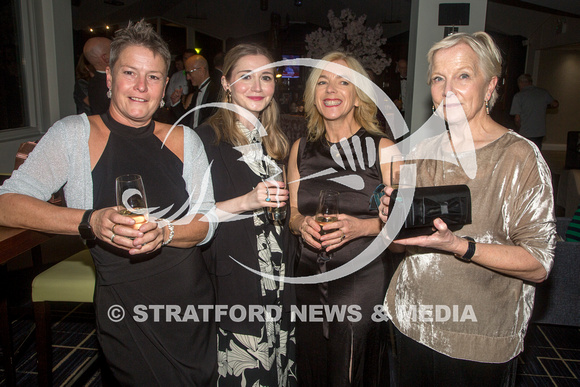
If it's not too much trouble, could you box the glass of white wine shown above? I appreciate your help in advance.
[314,190,339,262]
[116,174,149,234]
[265,163,287,222]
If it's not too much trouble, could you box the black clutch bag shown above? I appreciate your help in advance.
[387,184,472,239]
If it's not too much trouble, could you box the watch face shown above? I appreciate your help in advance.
[79,224,96,240]
[79,210,96,240]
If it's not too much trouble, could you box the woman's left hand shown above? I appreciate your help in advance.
[319,214,366,252]
[130,221,166,255]
[111,220,166,255]
[394,217,462,254]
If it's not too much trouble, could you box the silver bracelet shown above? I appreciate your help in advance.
[161,220,174,246]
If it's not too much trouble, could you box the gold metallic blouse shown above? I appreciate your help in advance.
[385,130,556,363]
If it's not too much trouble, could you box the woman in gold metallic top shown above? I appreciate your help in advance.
[379,31,556,386]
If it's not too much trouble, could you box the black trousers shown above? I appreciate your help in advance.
[395,328,517,387]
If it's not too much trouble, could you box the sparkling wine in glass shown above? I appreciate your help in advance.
[265,163,287,222]
[315,190,339,261]
[116,174,149,232]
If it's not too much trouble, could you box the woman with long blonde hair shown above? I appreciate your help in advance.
[197,43,297,386]
[288,51,394,385]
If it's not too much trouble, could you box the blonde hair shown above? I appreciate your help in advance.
[427,31,503,108]
[207,44,289,160]
[304,51,383,142]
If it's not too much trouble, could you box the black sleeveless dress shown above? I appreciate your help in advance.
[90,113,217,385]
[296,128,390,386]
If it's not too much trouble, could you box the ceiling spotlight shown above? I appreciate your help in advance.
[294,0,302,6]
[89,27,94,32]
[105,25,110,30]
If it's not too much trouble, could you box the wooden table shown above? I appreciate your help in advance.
[0,226,53,386]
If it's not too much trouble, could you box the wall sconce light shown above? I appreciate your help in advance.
[195,48,202,54]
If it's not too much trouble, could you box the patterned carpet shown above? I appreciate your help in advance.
[1,301,579,386]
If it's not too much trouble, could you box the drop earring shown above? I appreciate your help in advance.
[485,99,490,115]
[432,105,436,113]
[226,89,232,103]
[107,89,112,99]
[160,99,165,108]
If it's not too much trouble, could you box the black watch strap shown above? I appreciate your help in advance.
[455,236,476,262]
[78,209,96,240]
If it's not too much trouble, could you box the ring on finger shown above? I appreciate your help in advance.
[340,230,345,241]
[265,186,271,202]
[112,224,118,234]
[381,208,386,216]
[110,233,116,243]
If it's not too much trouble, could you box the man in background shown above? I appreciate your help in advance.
[172,55,220,128]
[385,58,407,117]
[510,73,559,150]
[211,51,225,80]
[82,37,111,115]
[166,48,197,106]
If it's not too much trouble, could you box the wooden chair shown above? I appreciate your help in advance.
[31,249,96,386]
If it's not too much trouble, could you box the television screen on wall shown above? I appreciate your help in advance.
[281,55,300,79]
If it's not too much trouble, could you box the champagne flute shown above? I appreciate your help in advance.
[265,163,287,222]
[116,174,149,233]
[314,190,339,261]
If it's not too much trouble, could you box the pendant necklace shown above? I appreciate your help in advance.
[325,136,342,159]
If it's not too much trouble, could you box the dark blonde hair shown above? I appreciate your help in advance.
[207,43,289,161]
[427,31,503,108]
[304,51,383,142]
[109,20,171,77]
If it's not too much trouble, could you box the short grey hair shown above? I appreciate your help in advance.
[427,31,503,108]
[109,19,171,77]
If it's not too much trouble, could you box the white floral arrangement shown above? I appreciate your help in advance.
[305,9,390,75]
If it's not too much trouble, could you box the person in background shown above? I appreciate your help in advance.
[166,48,196,106]
[196,43,297,386]
[212,51,225,79]
[73,53,95,115]
[173,54,220,128]
[164,54,185,105]
[83,37,111,115]
[379,31,556,386]
[0,20,217,385]
[288,51,394,386]
[510,73,559,150]
[385,58,407,117]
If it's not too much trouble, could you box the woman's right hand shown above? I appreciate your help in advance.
[378,186,395,223]
[244,181,288,212]
[170,87,182,105]
[297,215,323,250]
